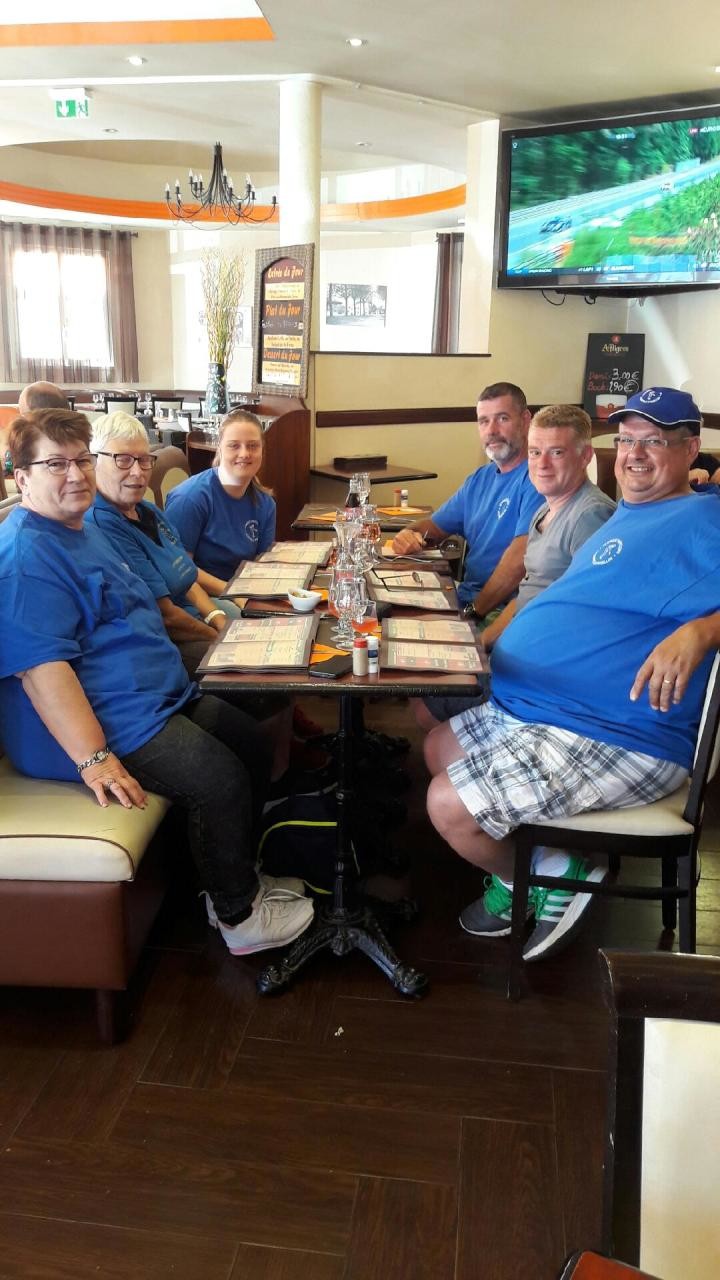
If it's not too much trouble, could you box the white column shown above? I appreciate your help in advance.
[279,78,322,344]
[458,118,500,353]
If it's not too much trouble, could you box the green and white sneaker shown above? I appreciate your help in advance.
[523,856,607,962]
[459,874,533,938]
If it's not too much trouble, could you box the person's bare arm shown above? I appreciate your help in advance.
[630,614,720,712]
[391,518,447,556]
[480,599,517,650]
[711,466,720,485]
[19,661,147,809]
[471,535,528,618]
[184,582,227,633]
[195,565,228,596]
[156,595,219,642]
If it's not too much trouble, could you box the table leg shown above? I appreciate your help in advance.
[257,692,429,998]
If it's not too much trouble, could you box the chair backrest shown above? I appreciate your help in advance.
[151,396,185,417]
[0,493,21,524]
[600,950,720,1279]
[685,651,720,824]
[586,453,598,485]
[102,394,139,415]
[146,445,190,510]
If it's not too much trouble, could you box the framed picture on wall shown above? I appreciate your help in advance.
[326,283,387,327]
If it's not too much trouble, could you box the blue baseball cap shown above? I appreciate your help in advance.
[608,387,702,434]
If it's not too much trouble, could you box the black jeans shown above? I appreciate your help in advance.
[122,695,272,919]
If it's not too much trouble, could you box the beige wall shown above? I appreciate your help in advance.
[132,231,173,388]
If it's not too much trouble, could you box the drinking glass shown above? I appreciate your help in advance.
[334,576,363,649]
[361,504,381,566]
[352,472,371,505]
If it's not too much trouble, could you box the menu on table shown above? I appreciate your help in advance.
[369,585,453,611]
[370,568,443,592]
[384,618,476,644]
[381,539,445,560]
[198,615,319,673]
[380,638,486,675]
[376,505,427,517]
[223,562,313,598]
[257,541,332,567]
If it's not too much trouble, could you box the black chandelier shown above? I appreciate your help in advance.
[164,142,277,225]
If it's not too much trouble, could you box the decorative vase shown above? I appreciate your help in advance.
[205,361,227,416]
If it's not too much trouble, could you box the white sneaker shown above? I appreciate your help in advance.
[202,873,306,929]
[218,889,314,956]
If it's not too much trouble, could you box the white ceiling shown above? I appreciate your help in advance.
[1,0,720,226]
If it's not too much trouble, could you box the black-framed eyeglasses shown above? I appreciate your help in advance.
[95,451,157,472]
[25,454,97,476]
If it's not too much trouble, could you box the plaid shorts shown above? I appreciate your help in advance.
[447,701,687,841]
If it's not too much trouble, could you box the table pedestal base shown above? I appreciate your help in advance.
[257,902,429,997]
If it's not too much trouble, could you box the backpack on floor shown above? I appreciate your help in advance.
[258,780,359,894]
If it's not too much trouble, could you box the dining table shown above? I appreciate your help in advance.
[292,501,433,533]
[200,554,489,999]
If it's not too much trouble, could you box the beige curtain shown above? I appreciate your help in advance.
[0,222,138,383]
[431,231,464,354]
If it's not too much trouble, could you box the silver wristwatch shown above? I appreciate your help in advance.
[462,601,477,619]
[77,746,111,774]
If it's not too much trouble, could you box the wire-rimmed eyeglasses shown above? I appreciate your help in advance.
[613,434,688,452]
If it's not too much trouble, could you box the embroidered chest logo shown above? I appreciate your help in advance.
[245,519,260,542]
[497,498,510,519]
[592,537,623,565]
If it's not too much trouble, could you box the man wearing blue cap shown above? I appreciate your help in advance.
[425,386,720,963]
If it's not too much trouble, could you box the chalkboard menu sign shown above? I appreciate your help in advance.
[582,332,645,420]
[253,243,314,398]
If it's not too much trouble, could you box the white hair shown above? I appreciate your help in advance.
[90,410,149,453]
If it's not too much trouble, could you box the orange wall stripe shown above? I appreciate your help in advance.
[323,184,466,222]
[0,181,466,223]
[0,18,274,47]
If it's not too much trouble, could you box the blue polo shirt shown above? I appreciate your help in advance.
[87,494,197,606]
[0,507,195,781]
[165,469,276,580]
[491,493,720,768]
[433,459,542,604]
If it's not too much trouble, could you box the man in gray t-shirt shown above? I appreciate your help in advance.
[422,405,615,725]
[481,404,615,649]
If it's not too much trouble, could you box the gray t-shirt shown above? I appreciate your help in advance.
[516,479,616,611]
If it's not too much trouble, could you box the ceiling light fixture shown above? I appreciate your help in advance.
[164,141,277,225]
[103,127,119,134]
[126,55,147,67]
[346,37,367,48]
[355,140,371,149]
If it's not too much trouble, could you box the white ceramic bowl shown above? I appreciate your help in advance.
[287,588,322,613]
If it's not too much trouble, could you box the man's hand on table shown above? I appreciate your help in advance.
[630,618,718,712]
[391,528,424,555]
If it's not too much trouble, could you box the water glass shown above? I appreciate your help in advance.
[352,472,371,505]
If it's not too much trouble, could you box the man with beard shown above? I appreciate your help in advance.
[391,382,542,622]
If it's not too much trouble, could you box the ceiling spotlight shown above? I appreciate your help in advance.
[126,55,147,67]
[103,128,119,134]
[346,37,366,48]
[355,140,371,149]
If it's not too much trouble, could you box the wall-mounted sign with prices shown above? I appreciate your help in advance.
[582,332,645,420]
[253,243,314,398]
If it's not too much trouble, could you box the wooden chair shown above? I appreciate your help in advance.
[150,395,185,418]
[507,652,720,999]
[102,392,139,415]
[599,950,720,1278]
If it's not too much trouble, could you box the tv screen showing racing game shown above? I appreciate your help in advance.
[498,107,720,291]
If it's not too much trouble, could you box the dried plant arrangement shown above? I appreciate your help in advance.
[201,249,246,371]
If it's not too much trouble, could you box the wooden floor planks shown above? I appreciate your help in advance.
[1,697,719,1279]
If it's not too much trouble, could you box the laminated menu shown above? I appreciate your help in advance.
[198,615,319,673]
[369,568,443,591]
[223,562,313,598]
[257,541,333,567]
[369,584,453,611]
[381,539,445,560]
[384,618,476,644]
[380,638,486,674]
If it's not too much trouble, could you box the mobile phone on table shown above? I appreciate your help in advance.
[309,654,353,679]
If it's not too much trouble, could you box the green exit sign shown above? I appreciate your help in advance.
[55,99,89,119]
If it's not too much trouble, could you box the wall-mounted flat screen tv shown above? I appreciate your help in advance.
[497,105,720,294]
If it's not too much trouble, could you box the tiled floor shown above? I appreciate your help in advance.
[1,697,718,1279]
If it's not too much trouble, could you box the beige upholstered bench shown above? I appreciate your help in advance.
[0,755,171,1041]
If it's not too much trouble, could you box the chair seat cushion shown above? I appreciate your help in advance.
[0,757,170,882]
[535,780,693,838]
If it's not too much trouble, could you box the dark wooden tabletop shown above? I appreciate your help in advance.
[293,502,434,532]
[310,463,438,484]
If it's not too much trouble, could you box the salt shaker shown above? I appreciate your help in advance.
[353,636,369,677]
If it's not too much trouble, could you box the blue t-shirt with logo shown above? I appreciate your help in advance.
[433,460,542,604]
[490,493,720,768]
[0,507,196,781]
[87,494,198,606]
[165,469,276,581]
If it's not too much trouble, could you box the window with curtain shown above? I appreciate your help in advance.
[0,222,139,384]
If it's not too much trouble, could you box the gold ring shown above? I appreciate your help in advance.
[662,678,674,685]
